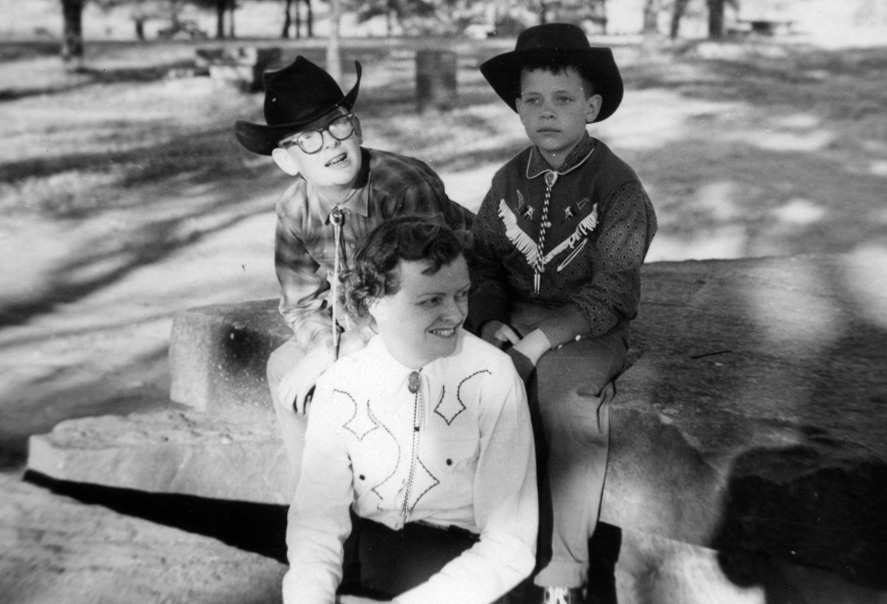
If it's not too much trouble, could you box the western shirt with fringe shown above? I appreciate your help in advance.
[469,134,657,347]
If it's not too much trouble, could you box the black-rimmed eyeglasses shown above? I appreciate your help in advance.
[279,114,356,155]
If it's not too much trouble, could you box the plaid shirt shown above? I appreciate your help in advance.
[469,135,657,347]
[274,147,473,349]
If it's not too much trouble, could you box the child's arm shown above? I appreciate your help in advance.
[535,182,656,348]
[274,208,338,350]
[278,327,374,414]
[467,190,512,333]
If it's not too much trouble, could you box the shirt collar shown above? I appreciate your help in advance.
[364,330,466,392]
[526,133,596,180]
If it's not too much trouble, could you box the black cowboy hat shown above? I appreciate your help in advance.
[235,56,362,155]
[480,23,623,123]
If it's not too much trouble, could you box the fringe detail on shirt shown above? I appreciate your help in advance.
[499,199,541,268]
[499,200,600,270]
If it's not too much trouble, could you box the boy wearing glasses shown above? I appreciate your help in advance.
[235,56,472,481]
[469,24,657,603]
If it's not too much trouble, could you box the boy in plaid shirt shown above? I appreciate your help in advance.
[235,56,472,481]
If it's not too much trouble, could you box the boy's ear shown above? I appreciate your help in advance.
[352,115,363,145]
[585,94,603,123]
[271,147,301,177]
[515,96,529,124]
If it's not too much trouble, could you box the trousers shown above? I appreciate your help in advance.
[512,305,628,589]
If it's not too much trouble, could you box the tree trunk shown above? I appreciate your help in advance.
[227,0,235,38]
[282,0,293,38]
[708,0,724,39]
[670,0,691,38]
[134,18,146,40]
[642,0,661,34]
[295,0,302,38]
[216,0,226,38]
[306,0,313,37]
[60,0,85,69]
[326,0,341,84]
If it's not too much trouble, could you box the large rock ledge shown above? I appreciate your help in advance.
[26,253,887,589]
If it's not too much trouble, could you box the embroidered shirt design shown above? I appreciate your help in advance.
[499,198,599,275]
[339,389,379,441]
[340,367,492,517]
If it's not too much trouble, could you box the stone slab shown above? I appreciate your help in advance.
[169,299,289,414]
[0,473,286,604]
[596,254,887,587]
[27,406,294,505]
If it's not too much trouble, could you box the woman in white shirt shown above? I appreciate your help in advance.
[283,216,538,604]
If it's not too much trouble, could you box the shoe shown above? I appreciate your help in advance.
[542,586,585,604]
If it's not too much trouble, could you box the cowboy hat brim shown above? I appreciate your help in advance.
[234,62,362,156]
[480,46,623,123]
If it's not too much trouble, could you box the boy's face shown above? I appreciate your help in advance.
[271,109,363,191]
[516,66,602,169]
[369,256,470,370]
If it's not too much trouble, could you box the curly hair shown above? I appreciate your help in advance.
[340,215,470,321]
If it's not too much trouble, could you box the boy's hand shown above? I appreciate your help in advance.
[278,330,373,414]
[480,320,522,349]
[278,342,336,414]
[512,329,551,364]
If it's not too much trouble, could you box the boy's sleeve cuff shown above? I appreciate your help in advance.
[536,304,592,348]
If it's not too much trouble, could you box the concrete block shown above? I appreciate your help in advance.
[169,298,289,414]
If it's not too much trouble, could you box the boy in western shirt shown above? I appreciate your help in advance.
[470,24,657,604]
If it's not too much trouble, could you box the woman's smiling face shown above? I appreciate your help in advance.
[369,255,470,369]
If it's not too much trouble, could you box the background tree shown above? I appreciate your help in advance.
[327,0,342,82]
[355,0,443,36]
[708,0,725,37]
[189,0,235,38]
[643,0,662,33]
[60,0,86,68]
[282,0,313,38]
[670,0,692,38]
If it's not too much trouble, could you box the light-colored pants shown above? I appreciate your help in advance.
[266,338,310,486]
[512,305,628,589]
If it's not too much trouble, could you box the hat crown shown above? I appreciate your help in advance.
[515,23,591,54]
[262,56,346,128]
[478,22,623,123]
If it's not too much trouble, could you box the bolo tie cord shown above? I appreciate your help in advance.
[534,170,558,295]
[330,208,345,360]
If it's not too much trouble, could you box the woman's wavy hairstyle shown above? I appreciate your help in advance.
[340,215,470,321]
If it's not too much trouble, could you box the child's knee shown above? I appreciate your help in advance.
[267,339,304,385]
[539,382,612,443]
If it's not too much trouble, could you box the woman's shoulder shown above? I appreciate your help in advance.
[450,331,521,380]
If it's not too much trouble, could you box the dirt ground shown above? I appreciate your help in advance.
[1,29,886,473]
